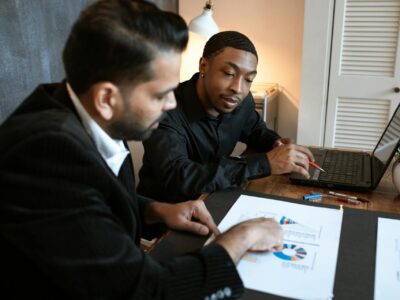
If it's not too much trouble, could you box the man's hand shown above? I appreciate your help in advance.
[144,200,220,236]
[267,141,314,178]
[273,137,292,148]
[215,217,283,264]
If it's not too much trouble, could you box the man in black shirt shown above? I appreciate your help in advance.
[138,31,314,203]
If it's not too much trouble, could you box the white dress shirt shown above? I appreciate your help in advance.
[66,82,129,176]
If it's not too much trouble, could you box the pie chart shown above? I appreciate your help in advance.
[273,243,307,261]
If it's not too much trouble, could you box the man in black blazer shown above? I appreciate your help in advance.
[0,0,283,299]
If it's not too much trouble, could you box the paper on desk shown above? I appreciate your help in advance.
[374,217,400,300]
[217,195,343,300]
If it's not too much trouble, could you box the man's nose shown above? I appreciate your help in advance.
[229,76,243,94]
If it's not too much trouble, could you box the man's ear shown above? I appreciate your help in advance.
[199,57,208,75]
[91,82,119,121]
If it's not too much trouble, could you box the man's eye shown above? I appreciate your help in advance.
[246,78,254,83]
[155,94,166,101]
[224,71,234,77]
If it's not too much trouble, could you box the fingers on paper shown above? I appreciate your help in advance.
[191,200,220,236]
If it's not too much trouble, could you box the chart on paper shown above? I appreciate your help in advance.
[239,213,322,276]
[374,217,400,300]
[217,195,343,300]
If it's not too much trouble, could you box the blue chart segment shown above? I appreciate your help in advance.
[274,244,307,261]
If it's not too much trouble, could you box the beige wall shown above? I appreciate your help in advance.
[179,0,304,140]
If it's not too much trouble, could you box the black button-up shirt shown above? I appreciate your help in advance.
[138,73,280,202]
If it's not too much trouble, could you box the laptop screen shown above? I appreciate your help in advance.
[372,104,400,185]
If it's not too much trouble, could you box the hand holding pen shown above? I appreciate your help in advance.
[274,138,326,177]
[275,139,325,173]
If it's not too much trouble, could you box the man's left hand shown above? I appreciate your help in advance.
[145,200,220,236]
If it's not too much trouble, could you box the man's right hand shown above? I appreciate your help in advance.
[266,143,314,178]
[215,218,283,264]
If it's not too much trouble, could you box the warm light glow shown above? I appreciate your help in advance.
[180,32,209,81]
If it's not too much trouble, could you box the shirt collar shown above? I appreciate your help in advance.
[66,82,129,176]
[177,73,209,122]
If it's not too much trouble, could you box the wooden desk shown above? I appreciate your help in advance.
[246,165,400,214]
[147,164,400,252]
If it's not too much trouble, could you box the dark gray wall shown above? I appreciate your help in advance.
[0,0,96,124]
[0,0,178,124]
[151,0,178,12]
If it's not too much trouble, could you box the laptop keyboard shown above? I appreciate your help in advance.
[318,151,363,185]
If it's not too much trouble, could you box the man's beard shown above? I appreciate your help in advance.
[108,112,166,141]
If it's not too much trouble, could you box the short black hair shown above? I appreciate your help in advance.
[63,0,188,94]
[202,31,258,60]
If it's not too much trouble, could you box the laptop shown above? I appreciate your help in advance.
[290,103,400,191]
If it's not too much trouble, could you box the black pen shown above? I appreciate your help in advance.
[328,191,370,204]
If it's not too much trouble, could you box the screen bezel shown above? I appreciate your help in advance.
[371,103,400,188]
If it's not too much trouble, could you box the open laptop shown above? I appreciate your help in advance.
[290,103,400,191]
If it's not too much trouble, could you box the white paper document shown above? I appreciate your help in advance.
[217,195,343,300]
[374,217,400,300]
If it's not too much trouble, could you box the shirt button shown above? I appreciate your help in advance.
[216,289,224,299]
[223,287,232,297]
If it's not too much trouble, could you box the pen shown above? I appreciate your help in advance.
[303,193,322,201]
[310,192,362,205]
[309,160,326,173]
[328,196,362,205]
[328,191,370,203]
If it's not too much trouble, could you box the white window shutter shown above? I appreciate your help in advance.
[325,0,400,151]
[334,98,390,150]
[340,0,400,77]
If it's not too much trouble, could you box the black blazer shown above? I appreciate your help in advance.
[0,83,243,299]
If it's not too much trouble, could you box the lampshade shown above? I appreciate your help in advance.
[188,2,219,38]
